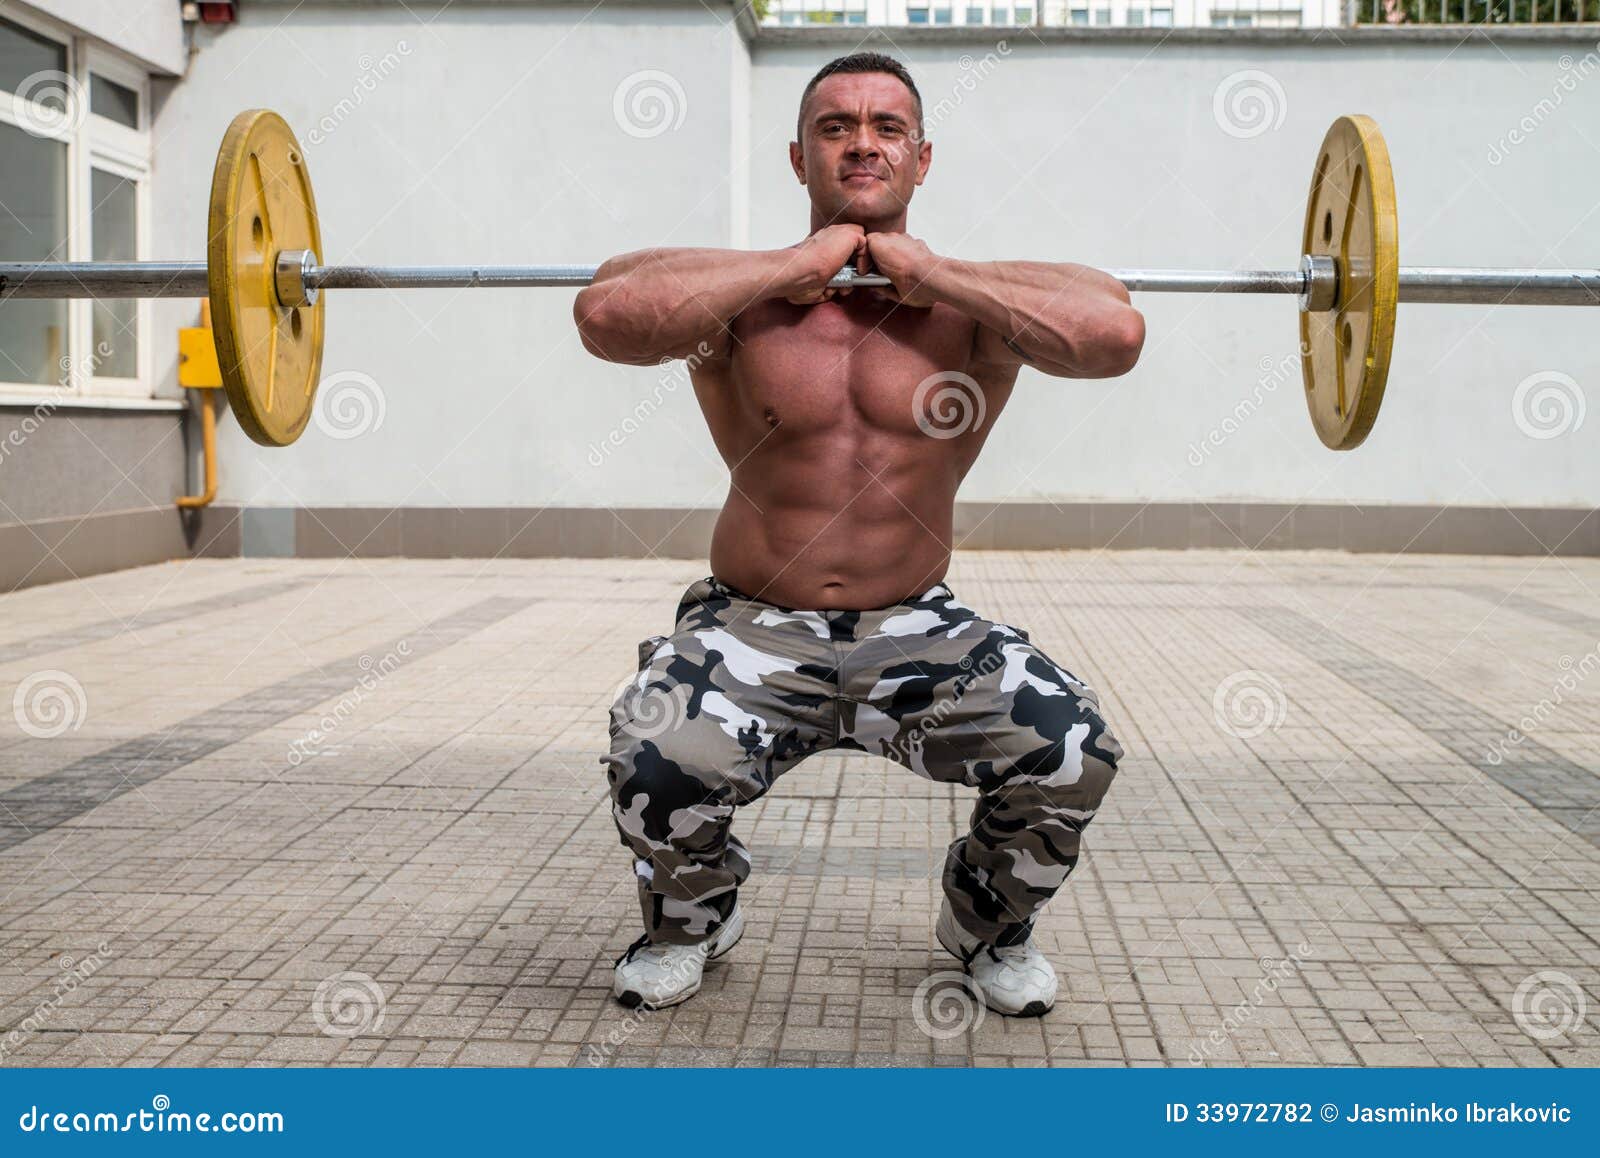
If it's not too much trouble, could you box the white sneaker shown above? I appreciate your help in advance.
[612,906,745,1010]
[935,899,1058,1017]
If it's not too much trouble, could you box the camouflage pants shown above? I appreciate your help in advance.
[602,576,1124,947]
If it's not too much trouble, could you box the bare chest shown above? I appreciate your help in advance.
[726,298,981,434]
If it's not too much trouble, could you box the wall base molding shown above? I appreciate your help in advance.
[0,506,239,593]
[3,502,1594,592]
[246,502,1600,560]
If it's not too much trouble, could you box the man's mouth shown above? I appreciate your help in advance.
[841,171,881,184]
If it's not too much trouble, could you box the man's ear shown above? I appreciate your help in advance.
[915,136,931,187]
[788,140,806,185]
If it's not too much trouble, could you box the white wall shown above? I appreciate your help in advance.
[148,5,1598,510]
[23,0,184,73]
[757,35,1600,508]
[154,2,752,511]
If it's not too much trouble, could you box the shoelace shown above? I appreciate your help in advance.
[615,932,714,968]
[983,943,1035,966]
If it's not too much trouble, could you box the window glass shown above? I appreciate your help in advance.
[0,123,70,386]
[91,74,138,128]
[91,168,139,379]
[0,16,66,101]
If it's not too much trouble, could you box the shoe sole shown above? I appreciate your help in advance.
[614,917,745,1011]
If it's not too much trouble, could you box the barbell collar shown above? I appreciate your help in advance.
[1299,255,1339,313]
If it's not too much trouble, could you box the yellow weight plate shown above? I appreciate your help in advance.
[1299,114,1398,451]
[208,109,325,447]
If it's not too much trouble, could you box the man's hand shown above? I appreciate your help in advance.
[785,224,869,305]
[863,232,939,308]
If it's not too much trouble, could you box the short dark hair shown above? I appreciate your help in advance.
[796,52,923,141]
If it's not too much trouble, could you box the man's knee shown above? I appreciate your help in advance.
[987,695,1123,811]
[605,736,735,854]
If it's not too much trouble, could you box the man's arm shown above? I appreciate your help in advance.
[573,226,869,366]
[863,236,1145,379]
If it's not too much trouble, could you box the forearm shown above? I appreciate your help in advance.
[921,258,1144,377]
[574,247,816,364]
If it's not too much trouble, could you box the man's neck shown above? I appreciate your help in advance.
[809,209,909,234]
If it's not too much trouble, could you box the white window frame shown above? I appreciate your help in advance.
[0,6,153,407]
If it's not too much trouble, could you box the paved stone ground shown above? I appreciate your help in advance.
[0,550,1596,1068]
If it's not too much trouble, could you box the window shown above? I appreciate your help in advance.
[1070,6,1091,22]
[0,122,68,387]
[0,12,151,401]
[909,5,930,20]
[90,74,137,129]
[91,169,138,379]
[1151,6,1173,23]
[1093,5,1112,21]
[1128,5,1146,22]
[1015,5,1033,19]
[1210,7,1302,25]
[933,5,955,21]
[967,4,988,19]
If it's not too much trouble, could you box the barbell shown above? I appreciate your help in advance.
[2,109,1597,450]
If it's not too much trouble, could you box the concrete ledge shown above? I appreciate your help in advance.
[222,503,1599,559]
[0,506,240,592]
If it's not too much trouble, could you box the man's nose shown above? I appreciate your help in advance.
[846,127,880,158]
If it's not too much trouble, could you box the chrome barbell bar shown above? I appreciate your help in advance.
[2,255,1598,308]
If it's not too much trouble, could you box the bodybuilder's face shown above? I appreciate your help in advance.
[791,72,930,227]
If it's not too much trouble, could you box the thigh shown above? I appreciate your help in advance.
[848,598,1121,788]
[606,579,837,805]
